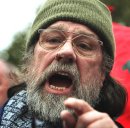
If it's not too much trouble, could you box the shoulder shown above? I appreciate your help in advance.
[0,90,28,126]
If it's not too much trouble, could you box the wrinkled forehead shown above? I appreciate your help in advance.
[48,21,99,38]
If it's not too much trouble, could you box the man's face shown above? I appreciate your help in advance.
[25,21,105,122]
[0,62,10,106]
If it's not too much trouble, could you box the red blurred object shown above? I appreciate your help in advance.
[111,22,130,128]
[107,5,115,12]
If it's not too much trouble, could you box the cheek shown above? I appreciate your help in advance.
[0,86,8,94]
[0,81,9,95]
[33,44,56,75]
[77,57,103,83]
[0,85,8,105]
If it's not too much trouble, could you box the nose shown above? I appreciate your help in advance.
[55,41,76,63]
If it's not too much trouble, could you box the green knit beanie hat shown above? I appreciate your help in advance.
[26,0,115,58]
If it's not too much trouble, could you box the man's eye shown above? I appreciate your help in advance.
[46,37,63,44]
[76,42,93,51]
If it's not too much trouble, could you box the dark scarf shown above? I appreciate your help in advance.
[0,90,62,128]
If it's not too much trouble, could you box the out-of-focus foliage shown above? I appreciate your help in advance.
[101,0,130,26]
[0,29,28,67]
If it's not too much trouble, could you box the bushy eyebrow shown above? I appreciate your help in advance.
[48,25,66,31]
[75,30,99,39]
[48,25,99,40]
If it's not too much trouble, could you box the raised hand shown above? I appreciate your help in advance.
[60,98,118,128]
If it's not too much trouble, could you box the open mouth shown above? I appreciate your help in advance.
[45,71,73,94]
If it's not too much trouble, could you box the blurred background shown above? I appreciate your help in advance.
[0,0,44,67]
[0,0,130,67]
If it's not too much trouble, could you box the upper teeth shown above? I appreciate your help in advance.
[50,85,65,90]
[58,72,69,76]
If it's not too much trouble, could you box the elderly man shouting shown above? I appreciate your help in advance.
[0,0,127,128]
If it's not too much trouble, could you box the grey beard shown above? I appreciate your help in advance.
[25,60,103,123]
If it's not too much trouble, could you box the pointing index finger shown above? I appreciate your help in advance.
[64,97,94,116]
